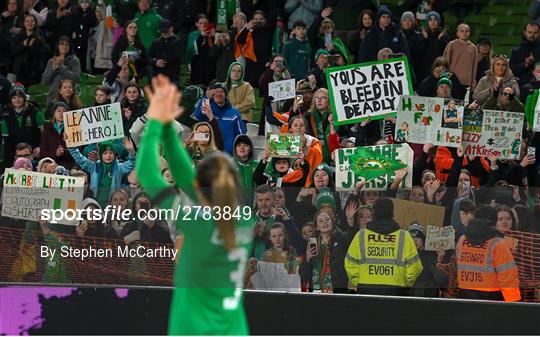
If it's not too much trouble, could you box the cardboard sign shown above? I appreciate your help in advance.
[326,57,413,126]
[268,79,296,101]
[335,144,413,191]
[425,225,456,251]
[391,198,445,230]
[395,96,463,148]
[64,103,124,147]
[266,133,302,158]
[250,261,301,292]
[462,109,524,159]
[533,96,540,131]
[1,169,85,225]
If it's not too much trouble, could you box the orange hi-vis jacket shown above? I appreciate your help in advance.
[456,235,521,302]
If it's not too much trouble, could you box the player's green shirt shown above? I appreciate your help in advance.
[136,119,252,335]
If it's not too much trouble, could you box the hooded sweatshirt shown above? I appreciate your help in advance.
[464,218,502,246]
[226,62,256,122]
[233,135,259,206]
[193,97,246,155]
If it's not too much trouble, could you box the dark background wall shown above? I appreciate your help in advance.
[15,287,540,335]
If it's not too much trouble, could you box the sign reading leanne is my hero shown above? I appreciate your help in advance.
[395,96,463,148]
[268,79,296,101]
[462,108,524,159]
[64,103,124,147]
[335,143,413,191]
[266,133,302,158]
[425,225,456,251]
[326,57,413,126]
[1,169,84,225]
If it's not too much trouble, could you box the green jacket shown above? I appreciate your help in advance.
[233,135,258,207]
[134,8,162,50]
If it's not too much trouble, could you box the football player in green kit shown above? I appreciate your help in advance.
[136,75,253,335]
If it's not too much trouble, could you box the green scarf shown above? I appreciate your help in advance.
[42,231,70,284]
[53,121,64,134]
[524,89,539,129]
[97,162,113,208]
[186,30,201,64]
[319,35,350,65]
[226,61,244,87]
[311,110,331,162]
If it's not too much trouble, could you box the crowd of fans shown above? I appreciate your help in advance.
[0,0,539,300]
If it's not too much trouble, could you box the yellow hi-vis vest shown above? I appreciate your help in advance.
[345,228,423,288]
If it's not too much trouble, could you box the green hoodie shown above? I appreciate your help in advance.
[226,61,244,87]
[134,8,163,50]
[233,134,258,206]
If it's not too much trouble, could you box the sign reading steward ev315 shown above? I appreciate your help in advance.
[326,57,413,126]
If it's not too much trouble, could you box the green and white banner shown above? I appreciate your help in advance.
[335,143,413,191]
[395,95,463,148]
[266,133,302,158]
[326,57,413,126]
[462,108,524,159]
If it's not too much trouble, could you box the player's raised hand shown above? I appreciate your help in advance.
[144,75,183,124]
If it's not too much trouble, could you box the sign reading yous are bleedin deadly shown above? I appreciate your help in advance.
[64,103,124,147]
[326,57,413,126]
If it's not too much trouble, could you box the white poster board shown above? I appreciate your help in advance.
[326,57,413,126]
[395,95,463,148]
[64,102,124,147]
[424,225,456,251]
[1,169,85,225]
[268,79,296,101]
[250,261,301,292]
[462,109,524,159]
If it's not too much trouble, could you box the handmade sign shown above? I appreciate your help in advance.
[268,79,296,101]
[462,109,524,159]
[424,225,456,251]
[64,103,124,147]
[395,96,463,148]
[335,144,413,191]
[266,133,302,158]
[250,261,301,291]
[326,57,413,126]
[1,169,85,225]
[533,95,540,131]
[392,198,445,229]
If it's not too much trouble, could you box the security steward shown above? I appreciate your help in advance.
[345,198,423,296]
[456,206,520,302]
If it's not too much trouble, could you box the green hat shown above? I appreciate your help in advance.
[437,76,452,89]
[52,100,70,112]
[314,48,331,62]
[316,187,336,211]
[98,141,116,158]
[82,144,98,157]
[312,163,332,181]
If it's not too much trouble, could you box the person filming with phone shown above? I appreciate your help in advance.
[185,121,222,165]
